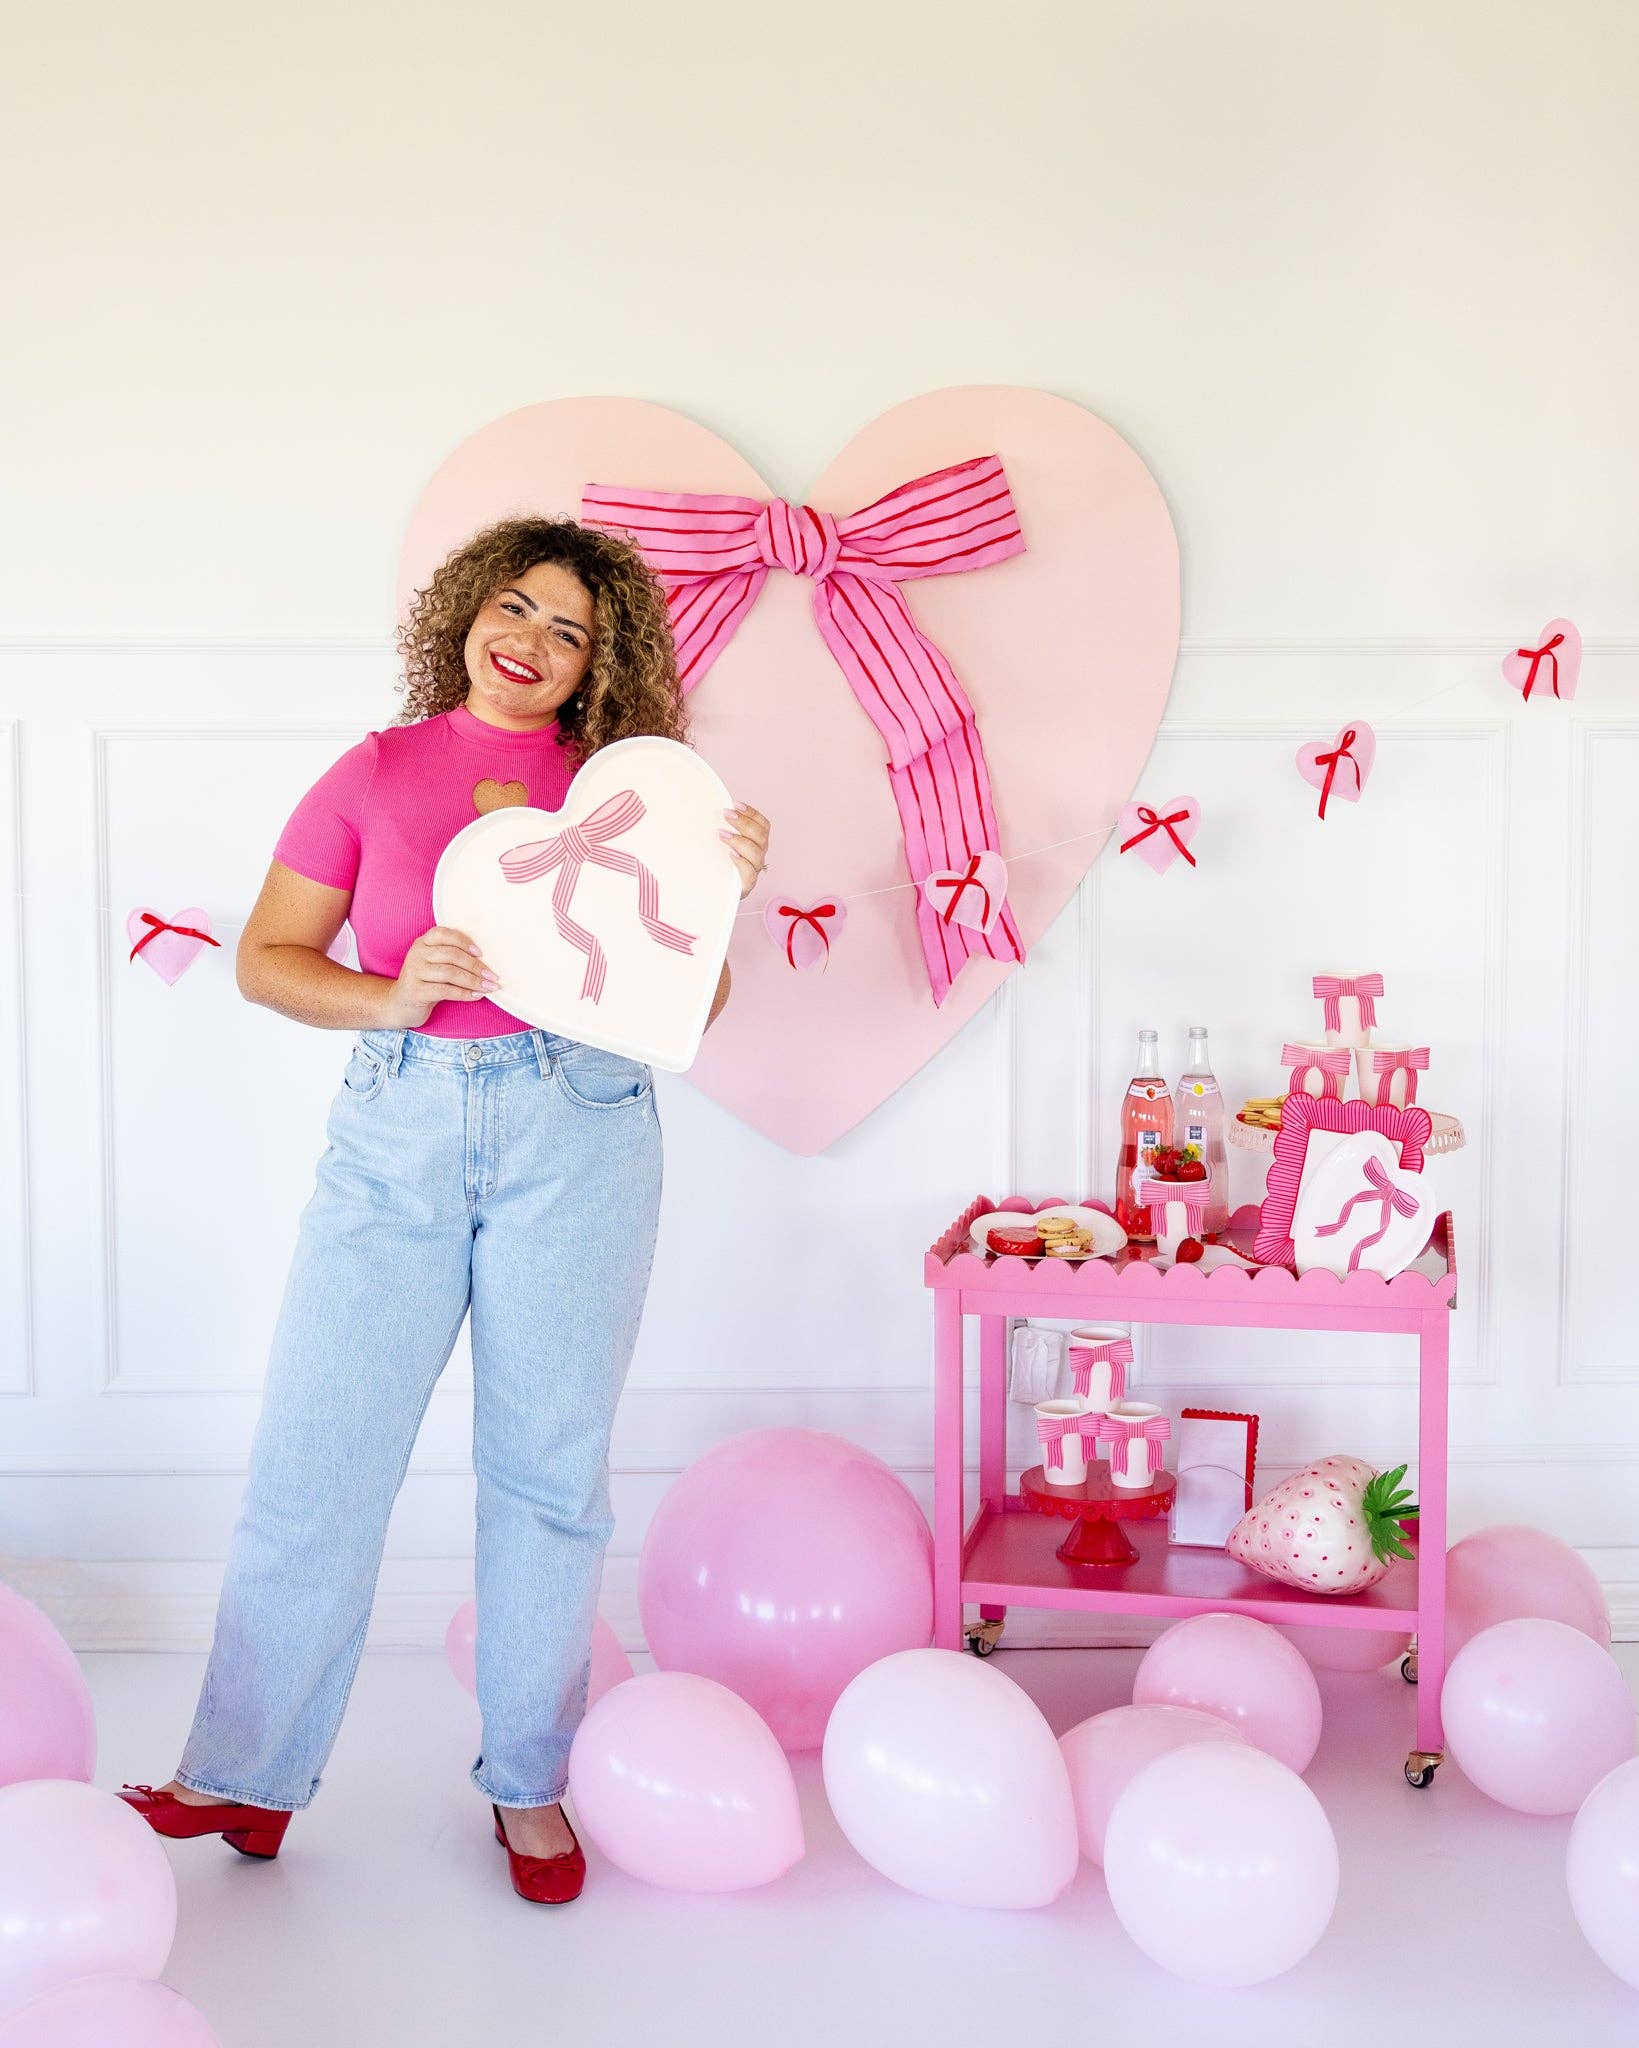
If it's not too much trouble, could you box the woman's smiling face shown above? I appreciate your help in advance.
[462,558,596,729]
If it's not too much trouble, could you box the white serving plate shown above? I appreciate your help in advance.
[968,1205,1128,1261]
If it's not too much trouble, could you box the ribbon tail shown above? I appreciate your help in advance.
[1313,1189,1371,1240]
[1345,1209,1393,1274]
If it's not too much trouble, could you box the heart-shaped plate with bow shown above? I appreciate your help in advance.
[402,389,1180,1152]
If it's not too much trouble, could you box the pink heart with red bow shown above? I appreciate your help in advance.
[1502,618,1581,703]
[1296,722,1376,820]
[1117,796,1200,874]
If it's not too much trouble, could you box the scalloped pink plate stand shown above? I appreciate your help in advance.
[400,389,1180,1153]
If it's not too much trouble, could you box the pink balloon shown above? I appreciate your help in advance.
[0,1783,175,2019]
[0,1589,95,1788]
[1442,1618,1634,1815]
[1104,1742,1338,1986]
[567,1671,802,1893]
[1134,1614,1323,1773]
[638,1429,933,1749]
[1061,1705,1245,1864]
[0,1979,218,2047]
[1275,1623,1411,1674]
[443,1601,632,1708]
[1446,1525,1611,1662]
[823,1648,1078,1909]
[1567,1757,1639,1990]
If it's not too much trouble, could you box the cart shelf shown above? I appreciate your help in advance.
[924,1192,1456,1786]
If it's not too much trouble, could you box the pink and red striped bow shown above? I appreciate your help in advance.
[1282,1043,1352,1098]
[1037,1410,1101,1470]
[582,455,1026,1006]
[1313,1155,1421,1272]
[1312,973,1383,1035]
[1372,1046,1430,1103]
[1096,1412,1172,1474]
[497,788,697,1004]
[1068,1338,1132,1404]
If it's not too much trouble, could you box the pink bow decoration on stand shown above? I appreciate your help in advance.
[1502,619,1581,703]
[1036,1410,1103,1471]
[1117,796,1200,873]
[1068,1338,1132,1405]
[583,456,1025,1007]
[1297,722,1376,820]
[1371,1046,1430,1105]
[1312,973,1384,1037]
[1282,1043,1352,1099]
[764,898,845,972]
[920,850,1008,936]
[1095,1412,1172,1475]
[1313,1155,1422,1273]
[498,789,697,1004]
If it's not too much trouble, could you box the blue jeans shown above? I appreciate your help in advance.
[175,1026,662,1812]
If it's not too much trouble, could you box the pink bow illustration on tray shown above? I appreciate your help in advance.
[1282,1043,1353,1099]
[583,456,1025,1007]
[1312,1154,1422,1273]
[497,789,697,1004]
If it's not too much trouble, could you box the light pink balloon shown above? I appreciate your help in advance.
[443,1601,632,1708]
[638,1429,933,1750]
[1567,1757,1639,1990]
[0,1978,218,2047]
[1446,1525,1611,1662]
[567,1671,802,1893]
[1442,1618,1634,1816]
[1061,1704,1245,1865]
[0,1588,95,1788]
[0,1783,175,2019]
[823,1648,1078,1909]
[1134,1614,1323,1773]
[1275,1623,1411,1674]
[1104,1742,1338,1986]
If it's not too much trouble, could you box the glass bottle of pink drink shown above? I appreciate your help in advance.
[1115,1027,1173,1241]
[1174,1024,1229,1237]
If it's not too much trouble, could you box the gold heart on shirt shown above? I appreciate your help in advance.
[473,778,530,815]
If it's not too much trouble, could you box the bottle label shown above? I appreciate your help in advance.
[1185,1122,1206,1147]
[1138,1128,1161,1158]
[1180,1078,1221,1099]
[1127,1082,1165,1102]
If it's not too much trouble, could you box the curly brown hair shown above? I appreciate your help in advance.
[394,516,688,760]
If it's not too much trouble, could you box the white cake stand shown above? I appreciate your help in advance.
[1229,1107,1467,1154]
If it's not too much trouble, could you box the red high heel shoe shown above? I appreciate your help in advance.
[492,1803,586,1905]
[119,1783,293,1860]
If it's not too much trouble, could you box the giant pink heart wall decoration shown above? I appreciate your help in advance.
[400,390,1180,1153]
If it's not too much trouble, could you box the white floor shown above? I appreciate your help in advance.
[87,1644,1639,2048]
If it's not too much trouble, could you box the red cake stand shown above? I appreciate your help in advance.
[1018,1460,1177,1566]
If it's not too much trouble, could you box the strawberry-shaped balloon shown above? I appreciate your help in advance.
[1226,1456,1418,1595]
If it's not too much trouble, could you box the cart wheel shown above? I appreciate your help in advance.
[971,1635,997,1657]
[965,1618,1004,1659]
[1404,1751,1442,1789]
[1400,1651,1418,1685]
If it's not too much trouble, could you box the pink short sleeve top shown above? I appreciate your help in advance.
[273,700,578,1039]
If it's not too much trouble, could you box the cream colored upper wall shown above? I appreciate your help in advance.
[2,0,1635,642]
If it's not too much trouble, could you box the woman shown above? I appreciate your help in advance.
[119,517,770,1905]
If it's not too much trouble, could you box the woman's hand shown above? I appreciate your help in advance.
[720,803,771,900]
[381,926,499,1027]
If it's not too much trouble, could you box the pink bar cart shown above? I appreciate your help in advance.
[925,1198,1458,1788]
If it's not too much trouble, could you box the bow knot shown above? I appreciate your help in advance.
[1313,729,1362,820]
[498,788,697,1005]
[1120,805,1197,867]
[128,912,221,964]
[1516,632,1565,700]
[1313,1154,1422,1271]
[1372,1046,1430,1104]
[584,454,1026,1005]
[1312,973,1383,1036]
[775,901,839,968]
[754,499,842,581]
[1282,1043,1352,1099]
[1068,1338,1132,1404]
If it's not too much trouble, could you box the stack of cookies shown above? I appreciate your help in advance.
[1037,1214,1095,1258]
[1239,1095,1287,1131]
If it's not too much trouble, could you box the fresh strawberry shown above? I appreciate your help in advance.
[1177,1161,1208,1182]
[1226,1457,1418,1595]
[1175,1237,1205,1262]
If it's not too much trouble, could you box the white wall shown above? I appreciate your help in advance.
[4,0,1637,1649]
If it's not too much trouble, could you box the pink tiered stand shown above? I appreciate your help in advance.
[925,1197,1458,1788]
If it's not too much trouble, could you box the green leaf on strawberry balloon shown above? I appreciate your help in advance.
[1362,1464,1419,1564]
